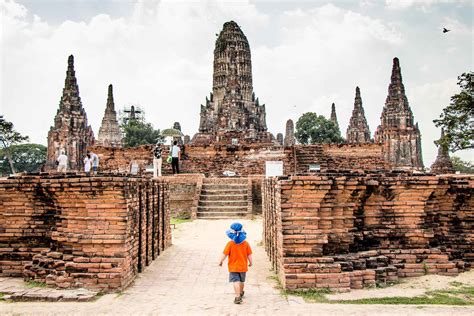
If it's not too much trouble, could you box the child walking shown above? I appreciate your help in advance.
[218,222,253,304]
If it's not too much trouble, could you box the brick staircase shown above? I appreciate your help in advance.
[197,178,250,219]
[295,145,324,174]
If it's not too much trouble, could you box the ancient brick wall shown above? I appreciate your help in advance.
[322,144,386,171]
[165,174,204,219]
[263,173,473,291]
[90,143,386,177]
[0,174,170,292]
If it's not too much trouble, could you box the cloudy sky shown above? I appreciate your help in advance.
[1,0,472,165]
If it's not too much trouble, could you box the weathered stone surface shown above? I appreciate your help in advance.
[263,173,473,291]
[374,57,423,170]
[46,55,94,170]
[0,174,171,292]
[346,87,371,144]
[96,84,122,148]
[276,133,284,146]
[284,119,295,147]
[430,129,455,174]
[194,21,272,145]
[330,103,340,132]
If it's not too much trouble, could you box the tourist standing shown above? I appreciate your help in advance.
[84,153,92,175]
[171,140,180,174]
[152,143,163,177]
[89,151,99,175]
[56,151,68,173]
[218,222,253,304]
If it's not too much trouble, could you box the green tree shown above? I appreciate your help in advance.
[0,116,29,174]
[0,144,47,176]
[450,156,474,174]
[122,119,162,148]
[433,72,474,152]
[295,112,344,144]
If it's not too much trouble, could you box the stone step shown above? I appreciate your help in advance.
[198,206,248,212]
[200,189,248,195]
[196,211,249,219]
[202,178,248,185]
[199,200,247,207]
[202,184,247,190]
[200,194,247,201]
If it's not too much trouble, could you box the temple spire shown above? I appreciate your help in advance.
[346,86,371,144]
[374,57,423,170]
[106,84,114,111]
[330,103,339,129]
[47,55,94,170]
[97,84,122,148]
[430,129,454,174]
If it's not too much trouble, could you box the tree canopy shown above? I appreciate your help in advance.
[450,156,474,174]
[433,72,474,152]
[0,143,46,176]
[295,112,344,144]
[122,119,163,148]
[0,116,29,173]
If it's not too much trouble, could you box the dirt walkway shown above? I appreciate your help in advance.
[2,219,473,315]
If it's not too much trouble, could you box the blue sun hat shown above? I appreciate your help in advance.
[226,222,247,244]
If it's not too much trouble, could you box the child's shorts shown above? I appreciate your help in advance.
[229,272,246,282]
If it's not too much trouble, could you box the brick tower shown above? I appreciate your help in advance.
[47,55,94,170]
[193,21,271,145]
[97,84,122,147]
[346,87,371,143]
[330,103,339,130]
[430,129,455,174]
[374,57,423,170]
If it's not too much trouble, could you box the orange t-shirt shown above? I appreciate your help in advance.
[223,240,252,272]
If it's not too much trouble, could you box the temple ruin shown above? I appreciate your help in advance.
[1,21,470,296]
[330,102,340,132]
[46,55,94,170]
[96,84,123,148]
[346,87,371,144]
[193,21,273,145]
[374,57,423,170]
[430,129,455,174]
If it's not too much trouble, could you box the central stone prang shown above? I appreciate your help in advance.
[193,21,273,146]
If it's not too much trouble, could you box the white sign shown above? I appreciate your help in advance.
[265,161,283,178]
[130,163,139,175]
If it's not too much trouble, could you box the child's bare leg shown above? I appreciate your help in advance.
[240,282,245,294]
[233,282,241,297]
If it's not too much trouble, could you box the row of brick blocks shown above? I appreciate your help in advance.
[88,143,384,177]
[263,173,473,291]
[0,174,171,292]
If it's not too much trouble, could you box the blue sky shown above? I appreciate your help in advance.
[1,0,473,165]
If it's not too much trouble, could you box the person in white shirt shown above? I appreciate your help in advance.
[56,151,68,173]
[152,143,163,178]
[84,153,92,175]
[171,141,181,174]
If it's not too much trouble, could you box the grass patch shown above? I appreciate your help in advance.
[170,218,192,225]
[25,280,47,288]
[0,293,4,301]
[286,288,332,303]
[449,281,465,287]
[286,286,474,306]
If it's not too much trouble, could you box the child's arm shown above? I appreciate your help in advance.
[218,253,227,266]
[247,254,253,267]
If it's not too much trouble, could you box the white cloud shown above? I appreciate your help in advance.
[385,0,471,9]
[1,0,472,169]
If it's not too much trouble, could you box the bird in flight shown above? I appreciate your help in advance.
[443,27,451,33]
